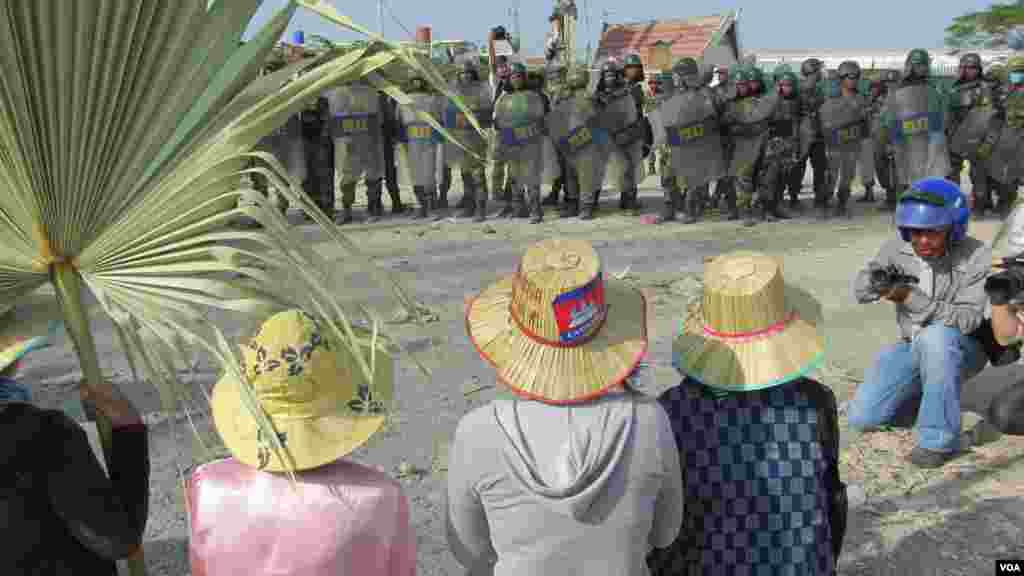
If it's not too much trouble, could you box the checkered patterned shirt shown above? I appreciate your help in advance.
[650,377,839,576]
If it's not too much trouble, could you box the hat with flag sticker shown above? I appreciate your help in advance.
[465,238,648,404]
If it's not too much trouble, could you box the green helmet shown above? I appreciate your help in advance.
[800,58,823,77]
[732,66,750,83]
[623,53,643,68]
[673,57,699,77]
[510,62,527,77]
[774,64,798,92]
[746,65,764,85]
[838,60,861,79]
[905,48,931,78]
[959,53,982,68]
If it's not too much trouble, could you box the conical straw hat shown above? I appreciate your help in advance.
[466,238,647,404]
[673,251,826,392]
[212,310,393,472]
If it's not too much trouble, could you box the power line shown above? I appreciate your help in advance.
[386,1,416,40]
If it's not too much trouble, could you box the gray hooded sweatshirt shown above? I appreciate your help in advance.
[446,390,683,576]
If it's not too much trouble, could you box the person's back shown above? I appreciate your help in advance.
[652,377,843,574]
[189,457,414,576]
[1,397,149,575]
[448,391,680,575]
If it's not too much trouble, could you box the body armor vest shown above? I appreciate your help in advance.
[649,377,843,576]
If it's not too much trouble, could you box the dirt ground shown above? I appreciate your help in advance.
[11,172,1024,574]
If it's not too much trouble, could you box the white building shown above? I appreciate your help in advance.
[748,48,1015,75]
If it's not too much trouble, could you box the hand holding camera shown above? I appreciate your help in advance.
[986,255,1024,306]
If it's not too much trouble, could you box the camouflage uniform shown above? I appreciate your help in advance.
[442,60,492,221]
[544,64,588,217]
[721,65,791,226]
[654,71,681,211]
[772,64,807,212]
[595,58,646,215]
[493,62,549,223]
[985,56,1024,216]
[712,66,738,219]
[325,78,386,224]
[818,61,869,219]
[799,59,830,211]
[648,58,726,224]
[875,49,952,209]
[396,75,445,219]
[947,53,1001,215]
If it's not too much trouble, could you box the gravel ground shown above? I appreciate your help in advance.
[11,171,1024,574]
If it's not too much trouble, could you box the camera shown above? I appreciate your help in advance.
[985,254,1024,306]
[868,263,919,292]
[492,26,508,40]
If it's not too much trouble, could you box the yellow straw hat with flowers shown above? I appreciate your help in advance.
[466,238,648,403]
[211,309,393,472]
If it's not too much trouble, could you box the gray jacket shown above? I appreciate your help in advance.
[853,236,991,340]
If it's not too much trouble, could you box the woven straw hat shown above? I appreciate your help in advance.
[466,238,647,404]
[211,310,393,472]
[673,251,826,392]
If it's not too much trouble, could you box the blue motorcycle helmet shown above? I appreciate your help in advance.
[895,178,969,243]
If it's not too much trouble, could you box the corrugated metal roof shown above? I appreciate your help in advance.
[595,15,730,63]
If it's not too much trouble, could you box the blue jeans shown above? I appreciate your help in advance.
[848,324,988,452]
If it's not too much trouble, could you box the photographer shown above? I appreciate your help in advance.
[983,253,1024,435]
[848,178,991,468]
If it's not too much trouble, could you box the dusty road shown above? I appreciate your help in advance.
[10,173,1024,574]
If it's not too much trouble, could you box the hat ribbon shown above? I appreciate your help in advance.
[702,310,796,342]
[510,303,609,348]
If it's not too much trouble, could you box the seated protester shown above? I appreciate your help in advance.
[1,323,151,575]
[848,178,991,468]
[448,238,684,575]
[188,310,415,576]
[650,251,846,576]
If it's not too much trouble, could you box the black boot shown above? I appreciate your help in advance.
[515,194,531,219]
[580,197,597,220]
[770,198,791,220]
[497,202,516,218]
[389,189,406,215]
[473,197,487,222]
[460,185,477,219]
[761,202,775,222]
[529,190,543,224]
[560,196,579,218]
[857,186,875,203]
[629,187,642,216]
[742,206,758,227]
[541,183,560,206]
[655,201,676,224]
[789,195,802,213]
[726,194,740,221]
[365,182,384,223]
[834,190,851,218]
[436,186,449,211]
[412,187,430,220]
[336,204,354,225]
[683,190,701,224]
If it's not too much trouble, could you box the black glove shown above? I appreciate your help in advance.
[986,268,1024,306]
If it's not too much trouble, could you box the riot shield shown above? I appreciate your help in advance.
[546,95,611,198]
[326,83,385,181]
[649,88,725,189]
[820,95,867,148]
[949,102,1000,161]
[397,93,441,188]
[726,94,778,178]
[597,91,643,190]
[881,82,950,186]
[493,91,546,188]
[442,81,490,168]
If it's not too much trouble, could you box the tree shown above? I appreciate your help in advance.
[946,1,1024,49]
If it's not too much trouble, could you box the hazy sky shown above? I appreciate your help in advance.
[245,0,995,55]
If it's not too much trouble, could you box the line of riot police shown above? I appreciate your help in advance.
[249,48,1024,228]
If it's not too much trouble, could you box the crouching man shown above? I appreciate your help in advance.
[849,178,990,468]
